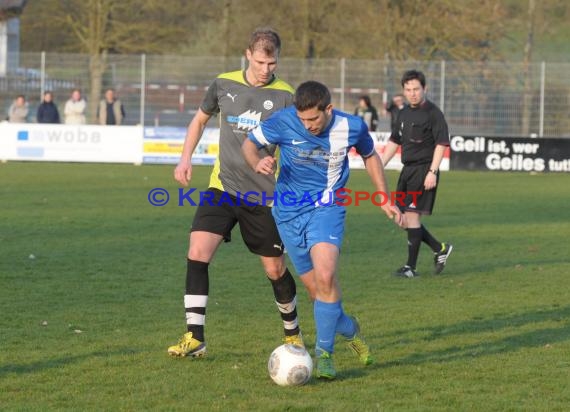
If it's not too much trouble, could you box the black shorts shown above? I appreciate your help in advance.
[190,188,283,257]
[396,163,439,215]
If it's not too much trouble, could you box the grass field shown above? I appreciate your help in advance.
[1,162,570,411]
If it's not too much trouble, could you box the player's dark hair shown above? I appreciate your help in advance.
[249,27,281,56]
[294,81,331,111]
[359,95,372,108]
[401,70,426,88]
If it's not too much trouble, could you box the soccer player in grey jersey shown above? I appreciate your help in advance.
[168,28,312,358]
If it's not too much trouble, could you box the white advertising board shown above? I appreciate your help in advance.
[0,123,143,163]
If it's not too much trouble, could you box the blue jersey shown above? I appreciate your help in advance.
[248,106,375,221]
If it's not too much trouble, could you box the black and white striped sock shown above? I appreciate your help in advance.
[185,259,209,342]
[269,268,300,337]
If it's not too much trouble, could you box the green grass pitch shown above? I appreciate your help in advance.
[1,162,570,411]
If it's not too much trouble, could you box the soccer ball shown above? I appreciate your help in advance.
[268,344,313,386]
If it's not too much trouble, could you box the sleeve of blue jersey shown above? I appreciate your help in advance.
[247,128,266,149]
[354,121,376,158]
[248,116,281,148]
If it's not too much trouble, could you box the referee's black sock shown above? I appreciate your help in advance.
[269,268,300,337]
[421,224,441,252]
[184,259,209,342]
[406,227,422,269]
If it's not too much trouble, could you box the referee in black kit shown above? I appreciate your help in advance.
[382,69,453,278]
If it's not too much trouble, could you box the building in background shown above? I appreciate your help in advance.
[0,0,27,76]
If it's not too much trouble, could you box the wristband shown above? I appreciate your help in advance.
[429,169,438,174]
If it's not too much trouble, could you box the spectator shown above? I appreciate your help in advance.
[386,94,406,134]
[98,88,125,125]
[64,89,87,125]
[36,92,60,124]
[8,95,29,123]
[353,95,378,131]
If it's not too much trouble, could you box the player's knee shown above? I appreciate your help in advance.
[303,283,317,301]
[405,212,421,227]
[263,257,286,279]
[188,245,214,262]
[314,270,335,289]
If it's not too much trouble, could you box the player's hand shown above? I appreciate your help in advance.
[174,161,192,186]
[424,172,437,190]
[255,156,276,175]
[381,204,405,227]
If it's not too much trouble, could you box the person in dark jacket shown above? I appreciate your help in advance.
[386,94,406,135]
[354,95,379,131]
[36,92,60,124]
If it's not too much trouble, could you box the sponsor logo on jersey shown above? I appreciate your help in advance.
[263,100,274,110]
[227,110,262,131]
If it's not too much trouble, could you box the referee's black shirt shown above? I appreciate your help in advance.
[389,99,450,166]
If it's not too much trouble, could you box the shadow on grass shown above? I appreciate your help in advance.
[381,304,570,342]
[376,305,570,367]
[0,348,140,377]
[452,256,570,276]
[383,322,570,368]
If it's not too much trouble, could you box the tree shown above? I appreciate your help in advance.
[20,0,189,122]
[60,0,112,123]
[19,0,566,64]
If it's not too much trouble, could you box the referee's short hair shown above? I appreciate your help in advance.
[249,27,281,56]
[401,70,426,88]
[294,81,331,112]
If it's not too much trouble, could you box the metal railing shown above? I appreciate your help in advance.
[1,52,569,137]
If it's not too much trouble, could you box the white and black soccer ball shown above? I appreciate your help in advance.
[268,344,313,386]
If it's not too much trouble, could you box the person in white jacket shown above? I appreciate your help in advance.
[64,89,87,125]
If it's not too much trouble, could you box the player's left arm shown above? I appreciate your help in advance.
[355,122,404,226]
[363,152,404,227]
[424,145,446,190]
[424,108,451,191]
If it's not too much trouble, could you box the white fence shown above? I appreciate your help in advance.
[1,53,569,137]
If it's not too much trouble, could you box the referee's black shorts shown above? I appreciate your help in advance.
[396,163,439,215]
[190,188,284,257]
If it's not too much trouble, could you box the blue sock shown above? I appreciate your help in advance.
[314,300,341,354]
[336,306,357,339]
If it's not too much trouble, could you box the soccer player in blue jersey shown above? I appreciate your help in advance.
[243,81,404,379]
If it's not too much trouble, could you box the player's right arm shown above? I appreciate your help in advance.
[241,138,275,175]
[243,116,283,175]
[381,141,400,166]
[174,108,212,186]
[382,110,403,166]
[242,138,275,175]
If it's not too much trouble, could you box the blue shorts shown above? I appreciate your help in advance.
[273,206,345,275]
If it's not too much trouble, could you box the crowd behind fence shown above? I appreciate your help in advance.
[1,52,569,137]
